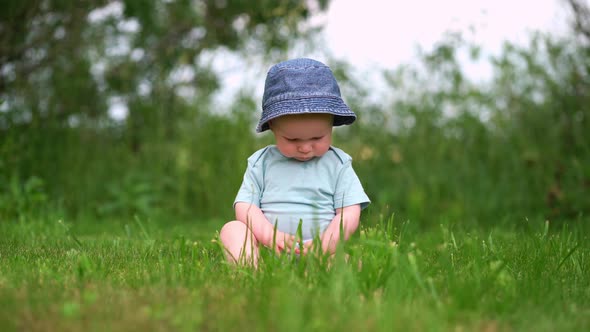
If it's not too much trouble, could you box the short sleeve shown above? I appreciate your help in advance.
[234,158,264,207]
[333,161,370,210]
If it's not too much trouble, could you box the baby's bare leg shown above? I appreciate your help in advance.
[220,220,259,266]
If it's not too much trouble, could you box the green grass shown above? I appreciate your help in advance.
[1,216,589,331]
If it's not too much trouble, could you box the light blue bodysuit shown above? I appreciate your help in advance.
[234,145,370,241]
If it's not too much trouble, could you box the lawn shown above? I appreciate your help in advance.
[1,216,588,331]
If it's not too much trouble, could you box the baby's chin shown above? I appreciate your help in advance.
[294,152,329,161]
[294,156,314,162]
[277,149,327,161]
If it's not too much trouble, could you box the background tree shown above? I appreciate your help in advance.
[0,0,328,130]
[0,0,329,220]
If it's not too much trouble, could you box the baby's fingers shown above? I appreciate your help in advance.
[284,235,296,249]
[301,240,314,255]
[274,239,285,253]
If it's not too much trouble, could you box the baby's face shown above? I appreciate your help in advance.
[270,114,333,161]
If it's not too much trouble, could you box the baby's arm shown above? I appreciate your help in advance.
[235,202,293,252]
[320,204,361,254]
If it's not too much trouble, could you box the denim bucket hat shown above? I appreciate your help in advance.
[256,58,356,132]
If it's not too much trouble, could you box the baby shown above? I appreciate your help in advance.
[220,58,370,265]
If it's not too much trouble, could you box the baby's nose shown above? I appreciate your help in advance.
[298,143,312,153]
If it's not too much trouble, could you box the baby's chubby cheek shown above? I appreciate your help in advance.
[316,146,330,157]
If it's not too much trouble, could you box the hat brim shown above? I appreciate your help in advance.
[256,97,356,132]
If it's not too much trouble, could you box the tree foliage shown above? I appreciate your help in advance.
[0,0,330,219]
[335,2,590,225]
[0,0,328,130]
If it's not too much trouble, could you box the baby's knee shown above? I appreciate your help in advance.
[220,220,246,239]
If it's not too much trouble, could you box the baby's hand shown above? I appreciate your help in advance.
[294,240,314,255]
[271,231,293,254]
[276,232,304,254]
[283,234,303,254]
